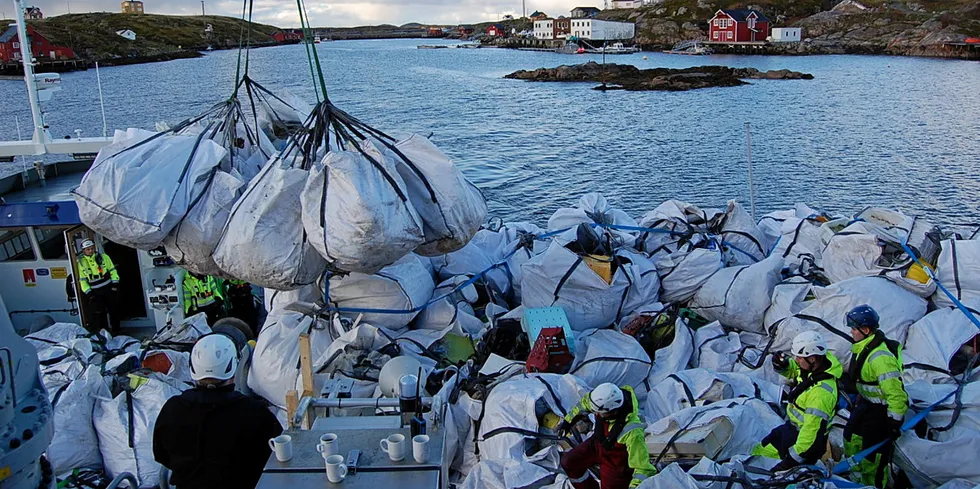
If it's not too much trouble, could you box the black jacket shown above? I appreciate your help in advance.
[153,385,283,489]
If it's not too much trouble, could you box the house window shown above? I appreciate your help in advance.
[12,42,19,49]
[727,31,733,40]
[0,228,37,262]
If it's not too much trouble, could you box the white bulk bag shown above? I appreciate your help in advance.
[247,311,333,408]
[388,134,487,256]
[692,321,741,371]
[895,381,980,488]
[327,254,435,330]
[478,374,590,463]
[763,278,813,332]
[214,154,326,289]
[690,256,784,334]
[823,221,936,298]
[26,323,90,353]
[163,169,244,277]
[74,130,228,249]
[903,307,980,384]
[713,201,771,265]
[756,204,819,248]
[547,193,638,245]
[619,250,662,317]
[46,365,103,475]
[768,217,825,266]
[302,140,424,274]
[414,277,490,337]
[570,329,652,400]
[521,240,631,331]
[653,244,724,304]
[646,368,782,422]
[93,373,186,488]
[647,319,695,388]
[636,200,717,254]
[934,240,980,309]
[770,277,926,369]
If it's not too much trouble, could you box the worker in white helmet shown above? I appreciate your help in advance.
[76,239,121,333]
[557,383,657,489]
[153,334,282,489]
[753,331,842,471]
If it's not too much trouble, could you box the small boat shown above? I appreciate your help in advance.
[314,35,322,44]
[417,45,449,49]
[585,42,640,55]
[205,45,214,52]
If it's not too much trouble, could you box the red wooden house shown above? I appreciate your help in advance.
[708,9,770,43]
[486,24,504,37]
[272,30,303,43]
[0,25,75,63]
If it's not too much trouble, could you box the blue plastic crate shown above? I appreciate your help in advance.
[522,306,575,355]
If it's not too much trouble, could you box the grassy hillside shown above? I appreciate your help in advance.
[28,13,282,61]
[597,0,980,55]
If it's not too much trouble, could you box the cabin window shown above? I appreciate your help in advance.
[34,226,70,260]
[0,228,37,262]
[12,42,19,49]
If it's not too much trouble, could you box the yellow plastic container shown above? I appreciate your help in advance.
[584,254,614,284]
[906,261,934,285]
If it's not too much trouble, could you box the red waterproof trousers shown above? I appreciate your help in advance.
[561,433,633,489]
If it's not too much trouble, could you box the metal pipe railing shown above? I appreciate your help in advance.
[292,396,433,428]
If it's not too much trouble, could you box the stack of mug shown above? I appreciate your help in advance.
[317,433,347,483]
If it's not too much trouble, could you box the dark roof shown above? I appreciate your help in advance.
[530,10,546,16]
[573,6,601,11]
[719,9,770,22]
[0,26,19,43]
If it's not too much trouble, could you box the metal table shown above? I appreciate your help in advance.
[258,426,446,489]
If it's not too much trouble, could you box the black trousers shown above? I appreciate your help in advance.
[188,301,225,325]
[761,421,828,465]
[844,401,895,488]
[86,286,120,334]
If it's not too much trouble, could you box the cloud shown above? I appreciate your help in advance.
[24,0,601,27]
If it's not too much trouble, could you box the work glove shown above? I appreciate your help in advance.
[771,459,798,472]
[887,417,903,440]
[555,419,570,438]
[772,352,789,371]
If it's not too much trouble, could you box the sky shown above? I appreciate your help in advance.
[18,0,604,27]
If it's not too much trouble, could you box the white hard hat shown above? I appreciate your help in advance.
[190,334,239,382]
[792,331,828,358]
[590,383,624,412]
[81,239,96,250]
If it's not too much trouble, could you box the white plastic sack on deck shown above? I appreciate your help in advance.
[478,374,590,463]
[163,169,245,276]
[214,154,326,289]
[74,129,228,249]
[690,256,784,334]
[636,200,718,254]
[756,204,819,247]
[645,398,783,463]
[934,239,980,309]
[647,318,695,387]
[431,222,545,300]
[301,140,424,274]
[653,243,724,304]
[26,323,90,353]
[895,381,980,488]
[645,368,782,422]
[47,364,103,475]
[570,329,652,400]
[823,220,936,297]
[414,276,491,337]
[389,134,487,256]
[770,276,926,369]
[247,311,333,408]
[619,250,662,316]
[521,240,630,331]
[710,201,771,265]
[903,307,980,384]
[459,459,568,489]
[327,254,435,331]
[767,217,825,267]
[93,373,187,488]
[547,193,637,245]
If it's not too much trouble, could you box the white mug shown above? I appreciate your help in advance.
[413,434,430,464]
[379,433,406,462]
[317,433,339,457]
[325,454,347,483]
[269,434,292,462]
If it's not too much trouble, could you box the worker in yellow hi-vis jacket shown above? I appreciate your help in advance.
[77,239,121,333]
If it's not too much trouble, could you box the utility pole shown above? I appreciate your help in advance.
[66,0,71,14]
[201,1,205,16]
[522,0,526,19]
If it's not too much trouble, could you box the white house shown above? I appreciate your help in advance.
[610,0,640,8]
[116,29,137,41]
[769,27,801,42]
[570,19,635,40]
[533,19,555,39]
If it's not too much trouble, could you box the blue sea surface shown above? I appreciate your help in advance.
[1,39,978,224]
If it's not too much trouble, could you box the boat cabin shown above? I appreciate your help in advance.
[0,161,191,334]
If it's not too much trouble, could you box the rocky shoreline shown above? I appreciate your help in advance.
[505,62,813,91]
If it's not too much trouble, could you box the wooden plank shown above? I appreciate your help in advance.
[285,390,299,430]
[299,333,314,397]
